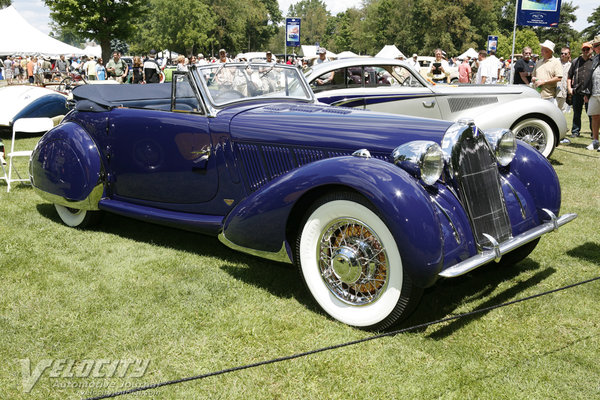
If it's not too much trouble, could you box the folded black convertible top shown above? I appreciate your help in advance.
[72,83,172,108]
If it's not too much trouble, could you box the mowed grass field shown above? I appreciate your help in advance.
[1,110,599,399]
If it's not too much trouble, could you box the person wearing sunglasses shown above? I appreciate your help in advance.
[582,35,600,150]
[513,46,535,85]
[567,42,594,138]
[556,47,572,113]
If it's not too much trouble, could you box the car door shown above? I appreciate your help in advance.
[108,74,219,206]
[360,65,443,119]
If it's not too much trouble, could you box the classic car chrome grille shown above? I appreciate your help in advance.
[454,135,511,247]
[447,97,498,113]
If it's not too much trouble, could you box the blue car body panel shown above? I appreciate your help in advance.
[29,68,569,290]
[12,93,67,122]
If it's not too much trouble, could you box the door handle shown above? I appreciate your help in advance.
[422,100,436,108]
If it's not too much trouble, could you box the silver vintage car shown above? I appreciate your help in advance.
[305,58,567,157]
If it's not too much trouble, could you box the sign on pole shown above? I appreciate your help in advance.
[517,0,562,27]
[286,18,301,47]
[487,36,498,53]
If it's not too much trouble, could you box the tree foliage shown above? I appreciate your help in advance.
[581,5,600,41]
[0,0,11,9]
[44,0,148,63]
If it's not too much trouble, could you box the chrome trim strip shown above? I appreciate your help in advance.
[431,197,460,244]
[218,232,293,264]
[501,175,526,219]
[32,183,104,211]
[439,212,577,278]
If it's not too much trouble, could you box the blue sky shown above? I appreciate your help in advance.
[11,0,598,39]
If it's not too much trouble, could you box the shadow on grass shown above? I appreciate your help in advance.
[396,259,555,338]
[34,203,560,334]
[566,242,600,265]
[549,158,563,166]
[36,202,311,304]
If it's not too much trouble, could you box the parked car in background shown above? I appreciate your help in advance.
[305,58,567,157]
[0,85,67,127]
[30,63,575,329]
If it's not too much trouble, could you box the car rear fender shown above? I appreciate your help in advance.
[221,156,447,287]
[30,121,104,210]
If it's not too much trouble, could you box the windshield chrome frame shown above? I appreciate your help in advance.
[191,63,316,116]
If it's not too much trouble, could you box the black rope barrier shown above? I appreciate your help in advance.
[84,275,600,400]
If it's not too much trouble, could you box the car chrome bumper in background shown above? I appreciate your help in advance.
[439,209,577,278]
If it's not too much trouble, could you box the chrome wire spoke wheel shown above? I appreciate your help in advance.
[318,218,389,306]
[512,118,555,158]
[515,126,546,151]
[297,192,421,330]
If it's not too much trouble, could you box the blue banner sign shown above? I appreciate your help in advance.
[517,0,562,27]
[487,36,498,53]
[286,18,301,47]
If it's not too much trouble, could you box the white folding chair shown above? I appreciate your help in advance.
[6,117,54,192]
[0,143,7,185]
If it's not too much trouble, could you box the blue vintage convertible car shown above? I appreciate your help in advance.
[30,63,575,330]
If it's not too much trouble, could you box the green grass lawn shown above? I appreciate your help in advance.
[1,112,599,399]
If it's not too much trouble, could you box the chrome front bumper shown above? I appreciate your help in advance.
[439,209,577,278]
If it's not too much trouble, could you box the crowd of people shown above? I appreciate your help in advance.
[2,37,600,148]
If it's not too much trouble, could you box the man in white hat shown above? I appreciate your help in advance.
[532,40,563,103]
[407,53,420,69]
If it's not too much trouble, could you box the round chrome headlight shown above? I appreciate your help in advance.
[485,129,517,166]
[392,141,445,186]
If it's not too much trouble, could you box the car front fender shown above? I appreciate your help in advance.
[30,121,104,209]
[221,156,445,287]
[467,97,567,139]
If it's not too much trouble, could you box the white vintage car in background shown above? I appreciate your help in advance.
[305,58,567,157]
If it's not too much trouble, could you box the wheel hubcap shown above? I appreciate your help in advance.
[318,218,389,306]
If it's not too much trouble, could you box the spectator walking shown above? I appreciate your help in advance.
[532,40,562,104]
[475,50,496,84]
[218,49,231,63]
[27,57,35,84]
[567,42,594,138]
[584,35,600,151]
[513,47,535,85]
[143,50,161,83]
[176,55,188,72]
[96,58,106,81]
[428,48,450,83]
[106,51,128,83]
[83,56,98,80]
[55,54,70,77]
[132,56,144,83]
[458,57,471,83]
[556,47,572,113]
[265,51,276,64]
[3,56,13,85]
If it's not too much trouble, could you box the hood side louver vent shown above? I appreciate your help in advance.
[448,97,498,113]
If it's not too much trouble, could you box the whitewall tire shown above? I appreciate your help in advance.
[297,192,420,330]
[512,118,555,158]
[55,205,102,228]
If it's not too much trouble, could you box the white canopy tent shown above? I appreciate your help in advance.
[458,48,479,60]
[335,51,359,59]
[301,45,337,59]
[375,45,405,59]
[0,6,87,57]
[82,44,102,58]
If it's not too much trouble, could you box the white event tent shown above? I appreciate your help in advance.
[0,6,87,57]
[375,45,405,59]
[458,48,479,60]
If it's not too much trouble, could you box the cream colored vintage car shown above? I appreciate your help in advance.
[305,57,567,157]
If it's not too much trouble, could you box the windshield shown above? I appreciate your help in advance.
[194,63,313,107]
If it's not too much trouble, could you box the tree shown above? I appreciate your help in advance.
[581,5,600,41]
[0,1,11,9]
[129,0,216,57]
[44,0,149,62]
[287,0,330,47]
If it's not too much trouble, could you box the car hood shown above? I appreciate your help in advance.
[228,102,452,155]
